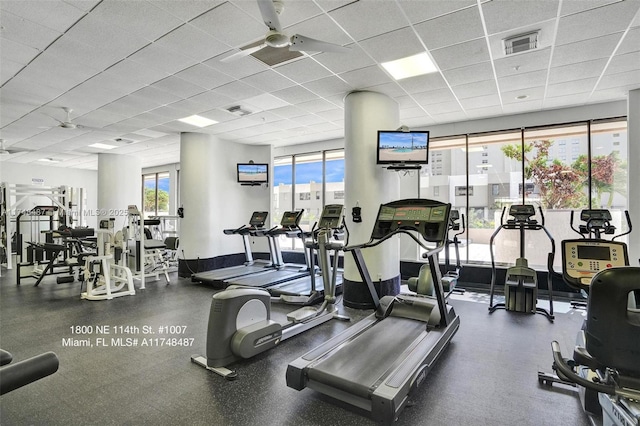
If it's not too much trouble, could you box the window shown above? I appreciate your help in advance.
[492,184,500,196]
[333,190,345,200]
[142,171,170,218]
[433,186,439,196]
[455,186,474,196]
[299,192,311,201]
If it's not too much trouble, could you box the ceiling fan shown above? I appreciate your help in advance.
[0,139,32,155]
[222,0,350,63]
[42,107,86,130]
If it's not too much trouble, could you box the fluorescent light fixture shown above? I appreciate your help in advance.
[381,53,438,80]
[89,143,118,150]
[178,115,218,128]
[38,158,60,163]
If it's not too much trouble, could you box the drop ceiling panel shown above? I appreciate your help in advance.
[271,85,318,104]
[555,0,640,45]
[617,27,640,55]
[103,60,170,90]
[154,24,231,61]
[128,44,199,75]
[63,14,150,57]
[330,1,408,42]
[414,6,484,50]
[313,45,375,74]
[1,0,86,33]
[187,91,235,110]
[242,93,291,111]
[151,76,207,99]
[274,58,333,84]
[607,52,640,75]
[493,48,552,77]
[548,59,608,84]
[190,2,265,47]
[89,0,183,42]
[413,88,458,106]
[459,93,502,110]
[150,0,223,22]
[359,27,424,63]
[211,80,265,101]
[242,70,297,92]
[1,58,27,86]
[551,33,621,67]
[286,13,352,47]
[398,0,477,24]
[203,54,269,79]
[232,0,323,29]
[339,65,392,88]
[441,62,494,86]
[597,70,640,90]
[499,70,548,92]
[560,0,614,16]
[501,86,545,104]
[0,10,62,50]
[425,100,464,116]
[431,39,491,71]
[543,93,590,109]
[481,0,559,35]
[452,80,498,99]
[174,64,235,90]
[61,0,100,12]
[45,36,131,71]
[0,37,41,66]
[397,73,449,93]
[502,99,543,114]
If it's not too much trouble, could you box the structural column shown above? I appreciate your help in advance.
[97,153,141,230]
[343,91,401,308]
[628,89,639,263]
[178,132,221,276]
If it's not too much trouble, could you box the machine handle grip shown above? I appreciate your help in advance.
[0,352,59,395]
[549,342,614,396]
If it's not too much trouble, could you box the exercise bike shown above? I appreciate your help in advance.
[537,209,635,424]
[191,204,349,380]
[488,204,556,321]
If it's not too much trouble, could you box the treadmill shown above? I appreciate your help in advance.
[224,210,310,289]
[191,211,273,286]
[268,204,345,305]
[287,199,460,424]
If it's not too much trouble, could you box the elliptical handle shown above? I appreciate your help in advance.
[612,210,632,241]
[500,206,506,225]
[538,206,545,227]
[569,210,583,238]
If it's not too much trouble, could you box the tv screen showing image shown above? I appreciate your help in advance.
[237,163,268,184]
[376,131,430,164]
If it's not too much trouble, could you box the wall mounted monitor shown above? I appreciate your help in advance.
[237,163,268,184]
[376,131,429,165]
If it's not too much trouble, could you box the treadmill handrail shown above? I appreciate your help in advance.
[344,228,444,254]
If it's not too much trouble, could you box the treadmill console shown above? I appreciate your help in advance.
[318,204,344,229]
[562,240,629,287]
[371,199,450,243]
[508,204,536,223]
[248,211,268,228]
[280,210,304,229]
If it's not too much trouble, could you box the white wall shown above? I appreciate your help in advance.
[0,162,98,228]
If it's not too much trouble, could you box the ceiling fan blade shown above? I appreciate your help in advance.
[289,34,350,53]
[221,44,267,63]
[257,0,282,31]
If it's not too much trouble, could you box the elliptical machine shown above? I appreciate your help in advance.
[191,204,349,380]
[488,204,556,321]
[442,210,465,296]
[537,209,634,423]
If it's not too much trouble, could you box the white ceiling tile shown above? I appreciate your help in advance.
[0,10,61,51]
[501,86,545,103]
[74,109,129,128]
[459,93,501,110]
[129,44,198,75]
[499,69,548,92]
[556,0,640,45]
[431,39,491,71]
[2,76,65,105]
[590,87,634,102]
[151,76,207,99]
[232,0,323,28]
[551,33,621,67]
[16,52,99,92]
[617,26,640,55]
[465,105,504,119]
[329,0,408,42]
[62,0,100,12]
[543,93,590,109]
[165,98,212,115]
[63,14,149,56]
[597,69,640,90]
[132,86,183,106]
[361,82,405,98]
[398,0,477,24]
[203,54,269,79]
[243,93,291,111]
[414,6,484,50]
[272,85,318,104]
[154,24,231,61]
[274,58,333,84]
[187,91,235,110]
[285,13,352,47]
[292,113,326,126]
[339,65,393,88]
[46,36,132,71]
[150,0,223,21]
[316,108,344,122]
[397,73,449,93]
[242,70,297,92]
[441,62,495,86]
[175,64,235,90]
[190,2,265,47]
[359,27,424,63]
[211,80,264,101]
[297,99,336,114]
[103,59,169,89]
[314,44,375,74]
[89,0,183,42]
[607,52,640,75]
[560,0,614,16]
[413,88,458,106]
[481,0,559,35]
[425,100,465,115]
[1,0,86,33]
[452,80,499,99]
[1,58,24,86]
[493,47,552,77]
[502,99,543,114]
[548,58,608,84]
[0,37,41,65]
[270,105,309,119]
[400,106,427,120]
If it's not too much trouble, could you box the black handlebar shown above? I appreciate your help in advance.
[0,351,59,395]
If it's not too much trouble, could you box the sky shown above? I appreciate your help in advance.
[379,131,428,149]
[274,159,344,185]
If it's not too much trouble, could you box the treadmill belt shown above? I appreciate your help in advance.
[192,264,269,283]
[227,269,308,288]
[307,317,427,399]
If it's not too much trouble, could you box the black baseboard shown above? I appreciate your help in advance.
[343,275,401,310]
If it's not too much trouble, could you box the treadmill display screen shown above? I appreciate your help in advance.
[281,211,302,227]
[393,207,431,221]
[577,245,611,261]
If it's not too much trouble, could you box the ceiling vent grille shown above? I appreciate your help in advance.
[504,31,539,55]
[226,105,253,116]
[240,40,303,66]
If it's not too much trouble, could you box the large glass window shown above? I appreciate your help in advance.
[142,171,170,218]
[294,153,324,248]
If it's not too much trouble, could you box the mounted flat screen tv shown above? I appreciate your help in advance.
[237,163,268,184]
[376,130,430,165]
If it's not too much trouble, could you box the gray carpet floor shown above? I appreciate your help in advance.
[0,268,591,425]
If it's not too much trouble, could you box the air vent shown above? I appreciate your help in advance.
[504,31,539,55]
[226,105,253,117]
